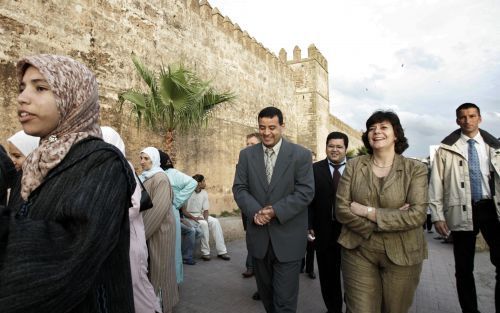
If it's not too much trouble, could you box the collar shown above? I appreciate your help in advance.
[328,158,346,167]
[262,138,283,154]
[460,131,484,146]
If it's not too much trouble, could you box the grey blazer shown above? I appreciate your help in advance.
[233,139,315,262]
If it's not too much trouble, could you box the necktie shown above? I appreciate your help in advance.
[265,148,275,184]
[467,139,482,203]
[331,163,342,220]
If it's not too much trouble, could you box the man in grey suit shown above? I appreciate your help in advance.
[233,106,315,313]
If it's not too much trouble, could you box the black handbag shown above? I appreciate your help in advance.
[135,173,153,212]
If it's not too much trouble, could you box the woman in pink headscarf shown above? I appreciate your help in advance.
[0,55,135,313]
[102,126,161,313]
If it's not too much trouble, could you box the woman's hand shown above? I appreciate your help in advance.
[350,202,377,222]
[399,203,410,211]
[350,201,367,216]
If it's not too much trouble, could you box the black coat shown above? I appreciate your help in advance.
[308,158,342,251]
[0,145,17,207]
[0,137,136,313]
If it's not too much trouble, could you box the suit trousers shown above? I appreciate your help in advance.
[245,231,254,269]
[316,244,343,313]
[341,246,422,313]
[301,241,315,273]
[254,243,301,313]
[452,199,500,313]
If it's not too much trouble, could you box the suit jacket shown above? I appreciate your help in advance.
[308,158,342,251]
[335,154,428,266]
[233,139,315,262]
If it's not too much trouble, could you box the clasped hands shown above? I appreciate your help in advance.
[254,205,275,226]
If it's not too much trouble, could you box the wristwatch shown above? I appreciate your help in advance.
[366,206,374,217]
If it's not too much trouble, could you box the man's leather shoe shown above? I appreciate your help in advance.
[217,253,231,261]
[201,254,211,261]
[252,291,261,300]
[242,268,254,278]
[308,271,316,279]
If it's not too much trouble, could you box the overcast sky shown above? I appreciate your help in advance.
[209,0,500,157]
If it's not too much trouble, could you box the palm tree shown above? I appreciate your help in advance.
[119,55,235,158]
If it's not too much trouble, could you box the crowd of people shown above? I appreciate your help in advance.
[0,54,498,313]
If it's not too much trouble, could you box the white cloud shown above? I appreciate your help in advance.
[209,0,500,155]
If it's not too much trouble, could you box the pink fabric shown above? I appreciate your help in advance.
[129,163,162,313]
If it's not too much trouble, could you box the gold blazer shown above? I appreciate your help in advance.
[335,154,428,266]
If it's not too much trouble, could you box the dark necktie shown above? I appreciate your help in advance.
[467,139,482,203]
[331,163,343,220]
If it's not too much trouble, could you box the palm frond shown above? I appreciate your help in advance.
[131,54,158,91]
[119,56,236,136]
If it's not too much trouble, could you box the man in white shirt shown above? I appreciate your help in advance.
[183,174,230,261]
[429,102,500,313]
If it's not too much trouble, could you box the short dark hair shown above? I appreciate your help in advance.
[158,149,174,170]
[326,132,348,149]
[361,110,409,155]
[456,103,480,118]
[246,132,261,141]
[258,106,283,125]
[192,174,204,183]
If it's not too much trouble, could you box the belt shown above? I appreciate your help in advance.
[473,198,492,205]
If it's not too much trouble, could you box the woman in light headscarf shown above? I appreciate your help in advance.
[140,147,178,313]
[7,130,39,172]
[5,130,39,210]
[158,150,197,281]
[102,126,161,313]
[0,55,135,313]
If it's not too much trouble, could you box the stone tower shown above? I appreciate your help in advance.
[285,44,331,159]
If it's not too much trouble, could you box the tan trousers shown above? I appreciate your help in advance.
[341,246,422,313]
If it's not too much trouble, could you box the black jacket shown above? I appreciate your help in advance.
[0,137,136,313]
[0,145,17,207]
[308,158,342,251]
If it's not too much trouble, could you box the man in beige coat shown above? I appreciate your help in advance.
[429,103,500,313]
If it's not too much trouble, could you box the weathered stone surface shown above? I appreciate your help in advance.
[0,0,362,213]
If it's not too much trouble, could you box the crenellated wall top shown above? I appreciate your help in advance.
[182,0,327,76]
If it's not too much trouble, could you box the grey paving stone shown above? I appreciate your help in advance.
[174,231,495,313]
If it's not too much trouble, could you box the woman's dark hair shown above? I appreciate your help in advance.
[361,110,409,155]
[158,150,174,170]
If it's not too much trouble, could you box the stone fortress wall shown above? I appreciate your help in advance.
[0,0,362,213]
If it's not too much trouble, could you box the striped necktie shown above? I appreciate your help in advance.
[265,148,275,184]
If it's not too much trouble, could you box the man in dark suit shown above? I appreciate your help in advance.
[308,131,348,313]
[233,106,315,313]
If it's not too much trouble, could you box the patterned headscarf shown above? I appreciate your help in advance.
[17,54,102,200]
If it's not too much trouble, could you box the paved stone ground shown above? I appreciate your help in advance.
[174,231,495,313]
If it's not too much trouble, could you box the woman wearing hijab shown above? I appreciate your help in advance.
[102,126,161,313]
[335,110,428,313]
[158,150,197,281]
[7,130,39,172]
[6,130,39,209]
[140,147,178,313]
[0,55,136,312]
